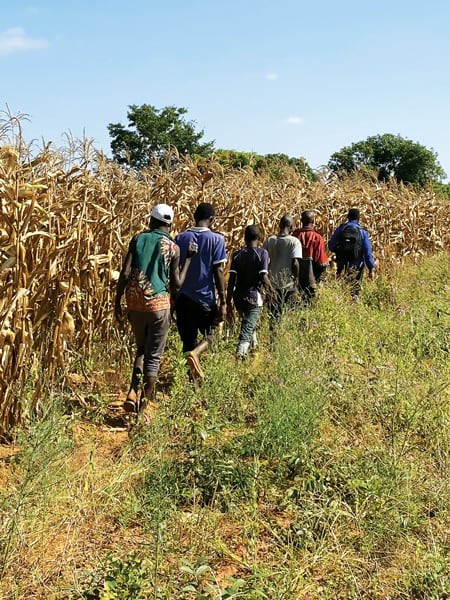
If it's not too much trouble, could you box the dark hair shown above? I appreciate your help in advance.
[245,224,261,242]
[279,215,293,229]
[149,216,168,229]
[347,208,360,221]
[194,202,215,222]
[301,210,315,225]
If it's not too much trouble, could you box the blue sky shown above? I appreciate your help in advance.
[2,1,450,178]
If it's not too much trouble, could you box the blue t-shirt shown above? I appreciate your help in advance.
[230,246,269,306]
[175,227,226,307]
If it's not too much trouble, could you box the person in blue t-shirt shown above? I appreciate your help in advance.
[328,208,376,297]
[174,203,227,381]
[226,225,273,359]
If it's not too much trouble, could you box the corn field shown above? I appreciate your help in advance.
[1,119,449,437]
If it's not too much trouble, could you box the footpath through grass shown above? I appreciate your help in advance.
[0,254,449,599]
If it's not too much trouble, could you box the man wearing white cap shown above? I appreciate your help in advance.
[115,203,196,421]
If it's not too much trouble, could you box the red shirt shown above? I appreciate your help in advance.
[292,227,328,265]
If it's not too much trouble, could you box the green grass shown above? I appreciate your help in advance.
[0,253,449,599]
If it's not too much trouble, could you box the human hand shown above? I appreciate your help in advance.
[219,303,227,322]
[226,303,234,322]
[187,241,198,258]
[114,303,125,325]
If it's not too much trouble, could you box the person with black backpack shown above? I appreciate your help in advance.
[328,208,375,298]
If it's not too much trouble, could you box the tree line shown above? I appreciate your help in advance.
[108,104,448,193]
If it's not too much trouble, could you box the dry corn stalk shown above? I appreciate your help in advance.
[0,117,449,436]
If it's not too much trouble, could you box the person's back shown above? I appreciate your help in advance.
[231,245,269,306]
[264,234,302,290]
[176,227,226,307]
[227,225,271,359]
[174,202,227,381]
[126,228,177,311]
[263,215,302,321]
[115,203,196,421]
[292,210,328,299]
[328,208,375,297]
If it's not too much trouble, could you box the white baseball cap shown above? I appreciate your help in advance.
[147,203,174,224]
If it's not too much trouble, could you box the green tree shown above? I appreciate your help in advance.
[254,153,314,180]
[214,149,314,180]
[108,104,215,169]
[328,133,446,186]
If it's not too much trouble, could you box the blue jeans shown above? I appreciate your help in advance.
[235,299,262,357]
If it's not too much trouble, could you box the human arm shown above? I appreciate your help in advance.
[212,235,227,321]
[291,258,300,281]
[169,241,197,296]
[226,271,237,321]
[313,263,327,283]
[291,238,302,280]
[361,230,376,272]
[259,249,274,297]
[213,262,227,322]
[327,225,342,253]
[114,239,135,325]
[261,272,274,297]
[313,234,328,282]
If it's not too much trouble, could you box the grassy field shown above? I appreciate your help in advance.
[1,253,449,599]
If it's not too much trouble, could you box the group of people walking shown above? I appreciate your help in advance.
[115,202,375,422]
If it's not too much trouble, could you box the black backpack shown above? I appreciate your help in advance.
[335,224,363,262]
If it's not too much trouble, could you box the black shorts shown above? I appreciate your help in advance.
[175,293,220,353]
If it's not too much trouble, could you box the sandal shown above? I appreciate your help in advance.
[123,390,140,414]
[138,400,158,425]
[186,352,205,382]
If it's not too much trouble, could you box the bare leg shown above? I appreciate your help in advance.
[190,336,211,359]
[186,336,212,382]
[124,363,143,412]
[138,376,157,423]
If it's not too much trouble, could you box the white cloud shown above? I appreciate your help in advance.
[0,27,49,56]
[265,72,278,81]
[285,116,304,125]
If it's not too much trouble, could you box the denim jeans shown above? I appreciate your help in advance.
[235,299,262,357]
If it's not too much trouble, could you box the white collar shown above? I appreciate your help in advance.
[189,226,210,232]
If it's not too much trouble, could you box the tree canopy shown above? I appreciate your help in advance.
[108,104,215,169]
[213,149,314,180]
[328,133,446,186]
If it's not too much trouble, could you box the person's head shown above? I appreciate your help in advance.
[279,215,294,232]
[347,208,360,222]
[301,210,315,226]
[148,203,174,229]
[194,202,215,225]
[244,224,261,245]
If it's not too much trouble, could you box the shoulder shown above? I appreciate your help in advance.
[210,231,226,244]
[287,235,301,246]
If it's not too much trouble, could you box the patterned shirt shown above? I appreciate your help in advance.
[125,229,177,312]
